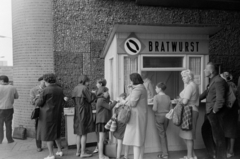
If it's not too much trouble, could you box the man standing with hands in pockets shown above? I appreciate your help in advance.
[30,76,45,152]
[200,62,228,159]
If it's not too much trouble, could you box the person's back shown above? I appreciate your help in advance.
[153,94,171,114]
[0,84,18,109]
[0,75,18,144]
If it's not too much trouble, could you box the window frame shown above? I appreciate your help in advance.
[140,54,187,71]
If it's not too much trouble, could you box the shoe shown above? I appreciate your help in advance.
[8,140,14,143]
[80,153,92,158]
[93,147,98,153]
[37,148,43,152]
[56,151,63,156]
[158,154,169,159]
[227,153,234,158]
[100,156,109,159]
[44,156,55,159]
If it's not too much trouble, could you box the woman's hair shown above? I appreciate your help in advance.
[42,73,56,83]
[130,73,144,85]
[78,75,90,85]
[97,78,107,87]
[181,69,194,80]
[96,86,109,97]
[156,82,167,91]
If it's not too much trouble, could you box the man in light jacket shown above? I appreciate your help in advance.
[0,75,18,144]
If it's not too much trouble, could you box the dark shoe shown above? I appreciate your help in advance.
[8,140,14,143]
[37,148,43,152]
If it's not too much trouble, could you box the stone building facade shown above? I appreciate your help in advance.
[12,0,240,137]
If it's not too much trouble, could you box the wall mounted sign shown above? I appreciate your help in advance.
[120,33,145,58]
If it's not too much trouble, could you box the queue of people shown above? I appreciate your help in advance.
[0,61,239,159]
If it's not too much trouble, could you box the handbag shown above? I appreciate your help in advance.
[31,107,40,120]
[117,105,131,124]
[165,109,174,119]
[172,102,184,126]
[104,142,118,158]
[181,106,193,131]
[13,125,27,140]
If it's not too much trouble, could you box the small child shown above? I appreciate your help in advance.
[112,93,129,159]
[96,78,117,159]
[152,82,172,159]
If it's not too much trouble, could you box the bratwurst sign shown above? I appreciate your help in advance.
[148,41,200,53]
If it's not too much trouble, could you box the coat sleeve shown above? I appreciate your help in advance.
[82,87,95,103]
[200,90,208,101]
[96,98,117,110]
[36,91,46,107]
[127,88,141,107]
[213,79,227,113]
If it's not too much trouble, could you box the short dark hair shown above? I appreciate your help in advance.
[42,73,56,83]
[156,82,167,91]
[0,75,9,83]
[38,76,43,81]
[207,62,220,75]
[130,73,144,85]
[97,78,107,87]
[96,86,109,96]
[78,75,90,85]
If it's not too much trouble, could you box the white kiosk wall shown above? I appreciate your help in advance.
[103,25,218,152]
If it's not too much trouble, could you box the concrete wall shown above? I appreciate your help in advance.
[12,0,54,137]
[53,0,240,98]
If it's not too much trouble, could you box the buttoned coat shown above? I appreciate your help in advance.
[123,84,148,147]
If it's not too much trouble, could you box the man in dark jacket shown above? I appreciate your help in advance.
[200,62,228,159]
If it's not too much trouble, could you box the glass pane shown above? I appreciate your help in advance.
[124,57,138,94]
[143,56,184,68]
[141,71,184,100]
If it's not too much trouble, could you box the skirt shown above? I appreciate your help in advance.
[179,110,199,140]
[113,121,126,140]
[96,123,109,133]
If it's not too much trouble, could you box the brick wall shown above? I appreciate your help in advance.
[53,0,240,96]
[12,0,54,137]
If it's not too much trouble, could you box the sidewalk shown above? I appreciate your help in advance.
[0,137,239,159]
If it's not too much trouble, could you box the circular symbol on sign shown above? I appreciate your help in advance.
[124,37,141,55]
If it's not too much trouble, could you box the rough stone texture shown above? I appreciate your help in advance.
[53,0,240,86]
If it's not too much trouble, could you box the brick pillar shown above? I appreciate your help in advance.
[12,0,54,137]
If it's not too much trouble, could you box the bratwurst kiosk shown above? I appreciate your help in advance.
[102,25,220,153]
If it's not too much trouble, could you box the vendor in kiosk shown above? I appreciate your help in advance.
[103,25,220,153]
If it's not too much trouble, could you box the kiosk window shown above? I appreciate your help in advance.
[143,56,184,68]
[141,71,184,100]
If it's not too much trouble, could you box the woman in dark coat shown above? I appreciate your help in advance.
[72,75,96,157]
[36,73,64,159]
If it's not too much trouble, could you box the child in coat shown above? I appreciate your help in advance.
[96,78,117,159]
[112,93,129,159]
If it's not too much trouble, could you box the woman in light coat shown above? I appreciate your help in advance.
[123,73,148,159]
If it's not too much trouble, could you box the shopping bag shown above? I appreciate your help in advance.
[110,119,117,132]
[13,125,27,140]
[172,102,184,126]
[181,106,192,131]
[104,143,117,158]
[105,119,113,130]
[31,107,40,119]
[165,109,174,119]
